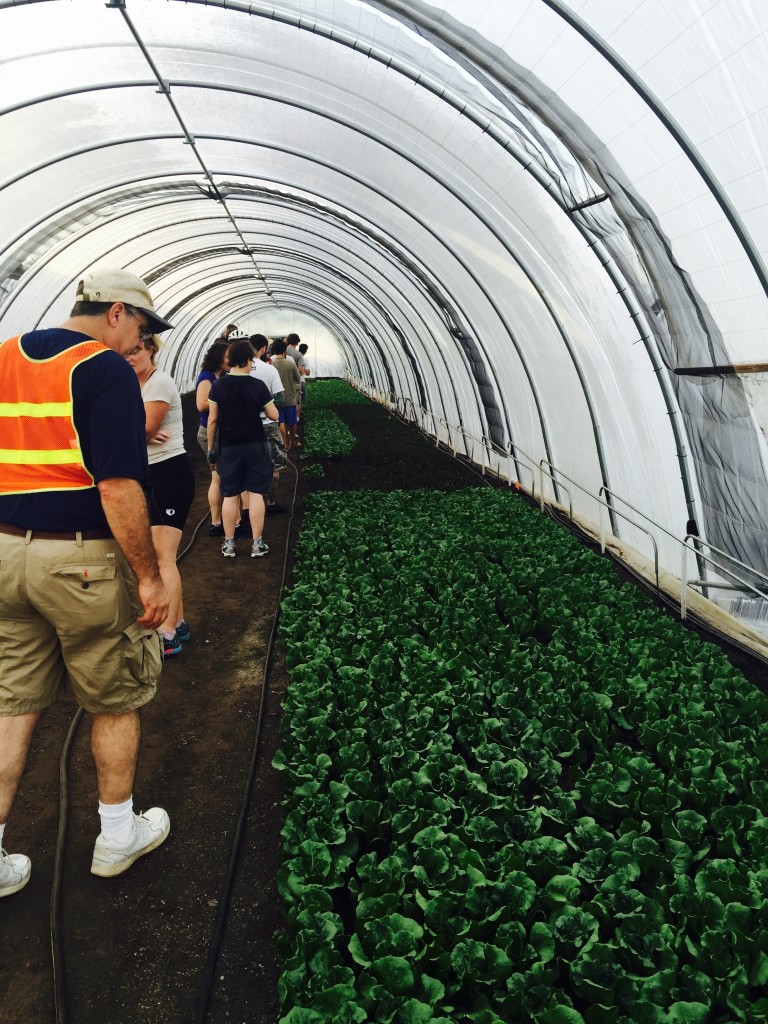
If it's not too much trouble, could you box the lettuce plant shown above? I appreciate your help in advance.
[275,489,768,1024]
[304,379,371,407]
[302,408,356,459]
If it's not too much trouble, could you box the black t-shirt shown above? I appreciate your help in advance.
[209,374,272,446]
[0,329,150,531]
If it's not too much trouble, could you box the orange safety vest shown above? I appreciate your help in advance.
[0,335,109,494]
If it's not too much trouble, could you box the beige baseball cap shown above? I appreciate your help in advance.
[75,268,174,332]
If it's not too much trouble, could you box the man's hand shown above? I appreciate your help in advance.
[97,477,169,627]
[207,449,217,467]
[136,576,169,629]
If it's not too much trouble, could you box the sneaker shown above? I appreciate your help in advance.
[175,621,191,643]
[266,503,286,516]
[222,538,236,557]
[235,519,252,539]
[91,808,170,878]
[0,849,31,898]
[163,633,182,657]
[208,522,224,537]
[251,539,269,558]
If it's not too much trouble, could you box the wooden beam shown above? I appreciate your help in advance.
[674,363,768,376]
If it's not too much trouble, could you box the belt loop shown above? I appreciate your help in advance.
[75,531,84,547]
[24,529,33,545]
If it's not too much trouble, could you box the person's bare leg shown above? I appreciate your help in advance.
[208,469,223,525]
[266,471,280,507]
[248,493,266,540]
[150,525,183,635]
[222,494,240,538]
[91,711,140,805]
[0,712,41,824]
[279,422,288,451]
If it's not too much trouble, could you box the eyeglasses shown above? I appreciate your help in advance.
[126,308,154,345]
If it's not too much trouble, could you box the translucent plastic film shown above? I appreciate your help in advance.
[0,0,766,596]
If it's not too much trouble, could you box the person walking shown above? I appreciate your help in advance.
[271,338,302,451]
[195,340,229,536]
[249,334,288,516]
[218,323,238,341]
[298,341,311,416]
[285,333,305,425]
[127,334,195,657]
[206,339,279,558]
[0,268,172,896]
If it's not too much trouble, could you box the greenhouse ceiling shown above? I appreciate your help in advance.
[1,0,767,586]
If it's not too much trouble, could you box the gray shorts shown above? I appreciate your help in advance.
[197,424,208,456]
[218,441,274,497]
[0,533,162,715]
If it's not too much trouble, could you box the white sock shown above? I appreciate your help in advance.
[99,797,134,844]
[0,822,5,848]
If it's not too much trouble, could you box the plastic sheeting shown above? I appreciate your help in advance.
[0,0,767,611]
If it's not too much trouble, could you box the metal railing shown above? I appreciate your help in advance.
[538,459,573,519]
[681,536,768,620]
[507,441,537,497]
[597,487,660,590]
[344,376,768,625]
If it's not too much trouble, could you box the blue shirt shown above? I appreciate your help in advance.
[0,329,150,531]
[195,369,216,427]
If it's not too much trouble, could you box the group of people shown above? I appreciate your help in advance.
[194,330,310,559]
[0,265,311,898]
[125,326,312,650]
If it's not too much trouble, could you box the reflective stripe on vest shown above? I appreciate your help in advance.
[0,335,109,494]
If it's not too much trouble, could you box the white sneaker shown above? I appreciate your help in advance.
[0,848,31,897]
[251,538,269,558]
[221,538,236,558]
[91,808,170,878]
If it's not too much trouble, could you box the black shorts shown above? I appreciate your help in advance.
[218,441,273,497]
[147,453,195,530]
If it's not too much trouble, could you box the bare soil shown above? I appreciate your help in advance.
[1,390,764,1024]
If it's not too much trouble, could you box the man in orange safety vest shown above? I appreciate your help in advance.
[0,269,174,896]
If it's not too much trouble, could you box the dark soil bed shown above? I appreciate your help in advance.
[1,387,764,1023]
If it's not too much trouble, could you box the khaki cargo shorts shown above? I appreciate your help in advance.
[0,532,162,715]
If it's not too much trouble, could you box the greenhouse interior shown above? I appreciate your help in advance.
[2,1,768,1022]
[2,0,768,638]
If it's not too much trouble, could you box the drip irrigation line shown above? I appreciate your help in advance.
[50,705,83,1024]
[195,452,300,1024]
[178,507,216,564]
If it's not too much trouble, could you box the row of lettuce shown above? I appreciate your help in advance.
[300,381,362,463]
[275,488,768,1024]
[305,379,371,407]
